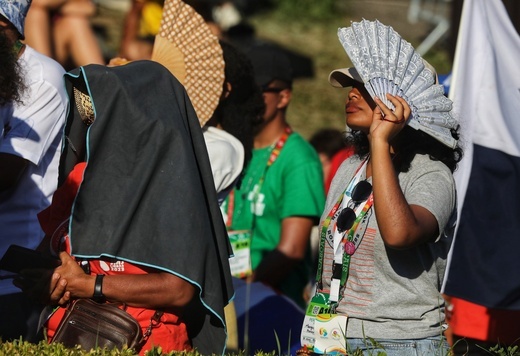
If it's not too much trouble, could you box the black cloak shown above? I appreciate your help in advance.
[59,60,234,355]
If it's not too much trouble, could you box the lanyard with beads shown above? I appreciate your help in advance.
[315,158,373,304]
[226,126,292,228]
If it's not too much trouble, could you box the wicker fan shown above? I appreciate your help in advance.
[151,0,224,127]
[338,19,458,148]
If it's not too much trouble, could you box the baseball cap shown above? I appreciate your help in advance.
[329,59,438,88]
[328,67,363,88]
[247,45,293,88]
[0,0,31,38]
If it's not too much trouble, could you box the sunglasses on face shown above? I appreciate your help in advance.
[262,87,285,94]
[336,180,372,233]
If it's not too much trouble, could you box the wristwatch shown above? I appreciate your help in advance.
[93,274,106,303]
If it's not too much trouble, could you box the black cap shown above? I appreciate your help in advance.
[247,45,293,88]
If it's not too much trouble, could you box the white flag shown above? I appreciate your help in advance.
[443,0,520,309]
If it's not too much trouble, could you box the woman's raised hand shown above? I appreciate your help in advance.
[370,94,411,143]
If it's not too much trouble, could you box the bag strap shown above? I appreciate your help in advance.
[78,259,165,348]
[138,310,164,349]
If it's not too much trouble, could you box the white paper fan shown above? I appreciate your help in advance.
[151,0,225,127]
[338,19,458,148]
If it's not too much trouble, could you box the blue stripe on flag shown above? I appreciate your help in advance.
[444,144,520,309]
[443,0,520,310]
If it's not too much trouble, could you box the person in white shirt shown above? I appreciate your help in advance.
[0,0,68,342]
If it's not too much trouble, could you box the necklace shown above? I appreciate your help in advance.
[13,40,24,55]
[226,127,292,227]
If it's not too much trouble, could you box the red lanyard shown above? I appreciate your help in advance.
[226,126,292,228]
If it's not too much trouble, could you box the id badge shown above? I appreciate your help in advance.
[300,292,348,354]
[228,230,252,278]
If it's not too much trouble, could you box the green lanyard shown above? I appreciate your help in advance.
[315,159,373,304]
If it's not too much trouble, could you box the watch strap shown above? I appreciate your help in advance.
[93,274,105,302]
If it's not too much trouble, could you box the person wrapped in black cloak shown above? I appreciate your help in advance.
[16,60,234,355]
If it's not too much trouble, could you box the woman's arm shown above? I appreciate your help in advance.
[253,216,314,287]
[369,95,439,249]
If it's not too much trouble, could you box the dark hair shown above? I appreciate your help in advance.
[184,0,214,22]
[346,125,463,173]
[211,40,265,168]
[0,32,25,106]
[309,128,347,159]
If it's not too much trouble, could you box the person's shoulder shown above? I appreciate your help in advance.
[410,153,452,175]
[284,131,320,160]
[204,126,240,144]
[404,154,455,188]
[335,154,362,175]
[203,126,244,159]
[21,46,66,88]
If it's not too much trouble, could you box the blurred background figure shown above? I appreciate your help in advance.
[221,43,325,354]
[119,0,241,60]
[308,127,352,279]
[203,40,264,204]
[119,0,163,60]
[24,0,105,70]
[202,40,265,353]
[226,43,324,308]
[0,0,68,342]
[309,127,352,194]
[309,128,346,191]
[90,0,132,61]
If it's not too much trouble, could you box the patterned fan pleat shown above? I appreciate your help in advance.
[151,35,186,82]
[338,19,458,148]
[151,0,225,127]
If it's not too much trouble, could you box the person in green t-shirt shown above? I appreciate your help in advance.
[222,45,325,308]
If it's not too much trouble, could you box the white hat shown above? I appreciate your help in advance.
[328,67,363,88]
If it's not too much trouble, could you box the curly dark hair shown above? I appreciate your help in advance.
[211,40,265,168]
[0,32,25,106]
[346,124,463,173]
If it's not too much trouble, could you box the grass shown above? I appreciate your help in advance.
[3,336,520,355]
[0,339,236,356]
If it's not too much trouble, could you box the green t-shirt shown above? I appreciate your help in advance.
[222,132,325,307]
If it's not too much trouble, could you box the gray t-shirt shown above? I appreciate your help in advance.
[319,153,456,339]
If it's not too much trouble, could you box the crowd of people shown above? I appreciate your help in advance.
[17,0,254,71]
[0,0,518,356]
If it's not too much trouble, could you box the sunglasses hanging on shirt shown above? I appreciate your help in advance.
[336,180,372,233]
